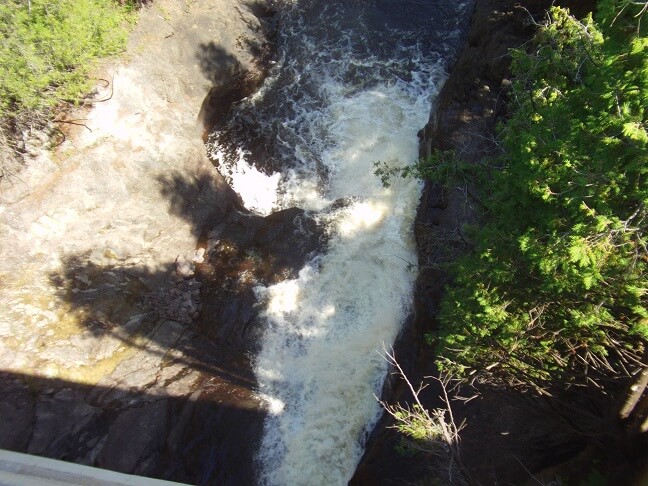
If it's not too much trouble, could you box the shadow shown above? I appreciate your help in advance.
[0,369,262,485]
[239,1,278,59]
[193,206,325,350]
[195,3,277,137]
[355,0,648,484]
[195,42,242,87]
[47,255,256,392]
[34,244,265,485]
[242,0,277,20]
[194,0,276,87]
[1,5,314,479]
[156,170,243,239]
[195,52,269,137]
[27,163,324,482]
[0,5,317,485]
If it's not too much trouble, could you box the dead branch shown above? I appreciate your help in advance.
[376,345,479,486]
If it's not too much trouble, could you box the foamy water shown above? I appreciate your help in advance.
[207,1,472,483]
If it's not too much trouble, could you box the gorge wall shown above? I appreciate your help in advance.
[0,1,275,484]
[352,0,592,484]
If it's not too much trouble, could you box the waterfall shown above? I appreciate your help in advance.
[208,1,472,483]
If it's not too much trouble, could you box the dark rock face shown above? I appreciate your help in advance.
[414,0,553,345]
[198,69,271,141]
[0,337,265,485]
[197,2,277,138]
[97,399,169,473]
[0,378,34,451]
[196,207,324,351]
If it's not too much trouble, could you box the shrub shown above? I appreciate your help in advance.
[0,0,135,123]
[433,3,647,392]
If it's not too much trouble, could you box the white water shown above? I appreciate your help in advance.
[208,1,469,483]
[253,85,433,485]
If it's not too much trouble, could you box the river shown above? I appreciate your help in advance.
[207,1,473,483]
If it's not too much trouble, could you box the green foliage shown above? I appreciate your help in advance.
[432,3,647,390]
[0,0,134,122]
[374,150,477,189]
[392,404,445,442]
[596,0,648,39]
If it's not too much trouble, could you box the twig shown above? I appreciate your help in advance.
[377,345,479,486]
[54,119,92,132]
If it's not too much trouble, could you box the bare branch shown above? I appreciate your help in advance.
[376,345,479,486]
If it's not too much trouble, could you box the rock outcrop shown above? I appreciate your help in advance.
[0,1,278,484]
[196,206,324,351]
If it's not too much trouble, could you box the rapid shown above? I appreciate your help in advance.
[207,1,473,483]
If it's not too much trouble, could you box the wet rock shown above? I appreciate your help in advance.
[168,376,264,486]
[196,207,324,351]
[174,255,195,279]
[162,369,200,397]
[198,70,270,137]
[159,277,203,325]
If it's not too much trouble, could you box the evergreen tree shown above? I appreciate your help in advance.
[432,2,647,395]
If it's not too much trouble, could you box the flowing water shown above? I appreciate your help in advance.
[208,1,473,483]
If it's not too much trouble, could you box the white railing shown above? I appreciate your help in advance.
[0,449,187,486]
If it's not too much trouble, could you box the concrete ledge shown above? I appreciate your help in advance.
[0,450,186,486]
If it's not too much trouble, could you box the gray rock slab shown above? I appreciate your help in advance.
[97,399,169,475]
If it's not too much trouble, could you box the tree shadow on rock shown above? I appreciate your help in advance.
[195,2,277,136]
[196,42,243,87]
[41,254,264,485]
[156,169,243,239]
[47,255,254,391]
[239,0,278,58]
[40,164,326,481]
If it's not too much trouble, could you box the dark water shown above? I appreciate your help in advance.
[209,0,472,201]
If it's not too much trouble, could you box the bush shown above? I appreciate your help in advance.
[430,2,647,392]
[0,0,135,123]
